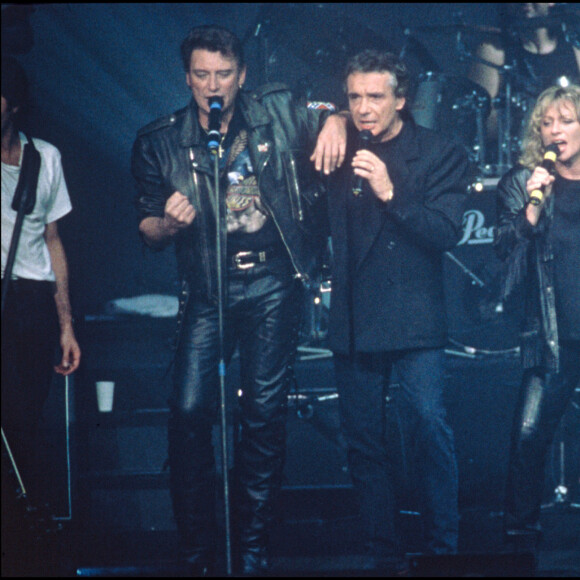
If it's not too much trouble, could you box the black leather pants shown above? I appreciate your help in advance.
[504,340,580,533]
[168,257,303,563]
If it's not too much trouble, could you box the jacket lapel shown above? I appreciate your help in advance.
[351,120,420,272]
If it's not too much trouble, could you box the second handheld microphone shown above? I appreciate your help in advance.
[529,143,559,206]
[352,130,372,196]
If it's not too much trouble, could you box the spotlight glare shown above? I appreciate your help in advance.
[557,76,570,88]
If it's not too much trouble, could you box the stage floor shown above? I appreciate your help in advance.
[3,316,578,576]
[5,489,579,577]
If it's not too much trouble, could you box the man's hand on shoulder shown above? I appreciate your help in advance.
[311,112,349,175]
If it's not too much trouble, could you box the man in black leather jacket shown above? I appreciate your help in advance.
[494,84,580,556]
[132,25,345,576]
[326,50,470,574]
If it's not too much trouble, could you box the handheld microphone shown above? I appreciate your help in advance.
[530,143,559,206]
[352,130,372,196]
[207,96,224,153]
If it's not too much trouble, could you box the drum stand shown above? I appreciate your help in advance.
[455,33,520,175]
[299,277,332,361]
[542,387,580,512]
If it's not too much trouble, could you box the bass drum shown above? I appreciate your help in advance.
[411,72,490,165]
[443,181,522,353]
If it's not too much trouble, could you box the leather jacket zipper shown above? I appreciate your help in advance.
[257,149,306,281]
[283,152,304,222]
[189,147,213,289]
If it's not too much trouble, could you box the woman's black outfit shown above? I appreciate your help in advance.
[494,166,580,538]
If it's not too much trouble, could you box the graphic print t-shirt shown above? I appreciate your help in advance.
[224,128,280,254]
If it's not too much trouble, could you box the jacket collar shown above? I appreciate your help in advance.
[178,99,203,148]
[239,90,272,129]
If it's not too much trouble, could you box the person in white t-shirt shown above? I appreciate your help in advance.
[1,56,81,533]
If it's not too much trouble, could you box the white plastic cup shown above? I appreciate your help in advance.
[96,381,115,412]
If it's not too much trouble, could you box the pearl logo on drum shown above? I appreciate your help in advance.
[458,209,495,246]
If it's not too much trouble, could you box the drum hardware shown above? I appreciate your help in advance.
[499,70,517,170]
[445,251,485,289]
[470,177,500,192]
[298,345,333,361]
[410,71,491,171]
[301,257,332,351]
[288,392,339,420]
[452,89,490,167]
[407,23,503,37]
[446,337,520,359]
[2,426,65,541]
[542,388,580,511]
[453,27,520,172]
[299,275,332,359]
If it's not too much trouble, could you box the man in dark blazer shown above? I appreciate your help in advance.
[327,49,470,574]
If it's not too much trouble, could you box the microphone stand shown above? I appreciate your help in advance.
[210,142,233,576]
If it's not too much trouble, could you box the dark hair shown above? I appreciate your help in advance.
[180,25,245,71]
[1,54,29,111]
[344,50,410,99]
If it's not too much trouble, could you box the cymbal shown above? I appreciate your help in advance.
[407,23,502,36]
[400,33,441,72]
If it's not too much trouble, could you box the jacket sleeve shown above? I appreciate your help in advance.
[386,138,471,252]
[493,166,545,299]
[131,128,174,223]
[493,166,538,261]
[252,84,332,147]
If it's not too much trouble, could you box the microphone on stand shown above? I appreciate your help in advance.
[530,143,559,206]
[207,96,224,153]
[352,130,372,196]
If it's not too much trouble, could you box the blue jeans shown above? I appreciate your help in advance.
[334,348,459,559]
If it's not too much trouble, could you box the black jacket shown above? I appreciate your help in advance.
[132,84,330,301]
[327,120,470,354]
[494,165,560,372]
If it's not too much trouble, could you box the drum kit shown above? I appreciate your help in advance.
[406,22,533,177]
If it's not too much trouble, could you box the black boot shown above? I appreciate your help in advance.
[240,546,271,577]
[168,422,217,576]
[181,549,215,577]
[238,499,274,576]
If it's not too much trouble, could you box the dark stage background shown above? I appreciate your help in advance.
[4,2,496,317]
[4,5,580,576]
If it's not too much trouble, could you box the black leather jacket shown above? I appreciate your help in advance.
[132,84,330,301]
[494,166,560,372]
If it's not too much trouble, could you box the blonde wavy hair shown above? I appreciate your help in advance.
[519,84,580,170]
